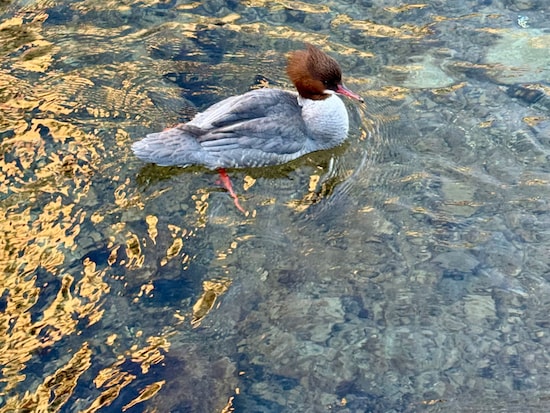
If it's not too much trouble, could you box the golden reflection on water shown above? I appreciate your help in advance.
[0,2,186,409]
[191,279,231,327]
[384,4,427,13]
[191,279,232,328]
[1,343,92,411]
[122,380,166,411]
[241,0,330,13]
[332,14,433,40]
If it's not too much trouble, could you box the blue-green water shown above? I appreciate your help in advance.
[1,0,550,412]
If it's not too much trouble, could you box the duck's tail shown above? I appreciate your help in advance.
[132,125,203,167]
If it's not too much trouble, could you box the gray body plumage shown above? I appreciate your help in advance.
[132,87,350,169]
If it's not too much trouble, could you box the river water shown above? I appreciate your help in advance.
[1,0,550,412]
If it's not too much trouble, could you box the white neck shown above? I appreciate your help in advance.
[298,94,350,151]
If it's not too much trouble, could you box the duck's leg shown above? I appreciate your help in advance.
[216,168,246,214]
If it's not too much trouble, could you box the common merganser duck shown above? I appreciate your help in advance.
[132,44,363,169]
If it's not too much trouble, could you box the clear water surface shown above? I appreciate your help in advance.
[1,0,550,412]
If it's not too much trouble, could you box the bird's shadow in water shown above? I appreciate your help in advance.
[134,143,351,211]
